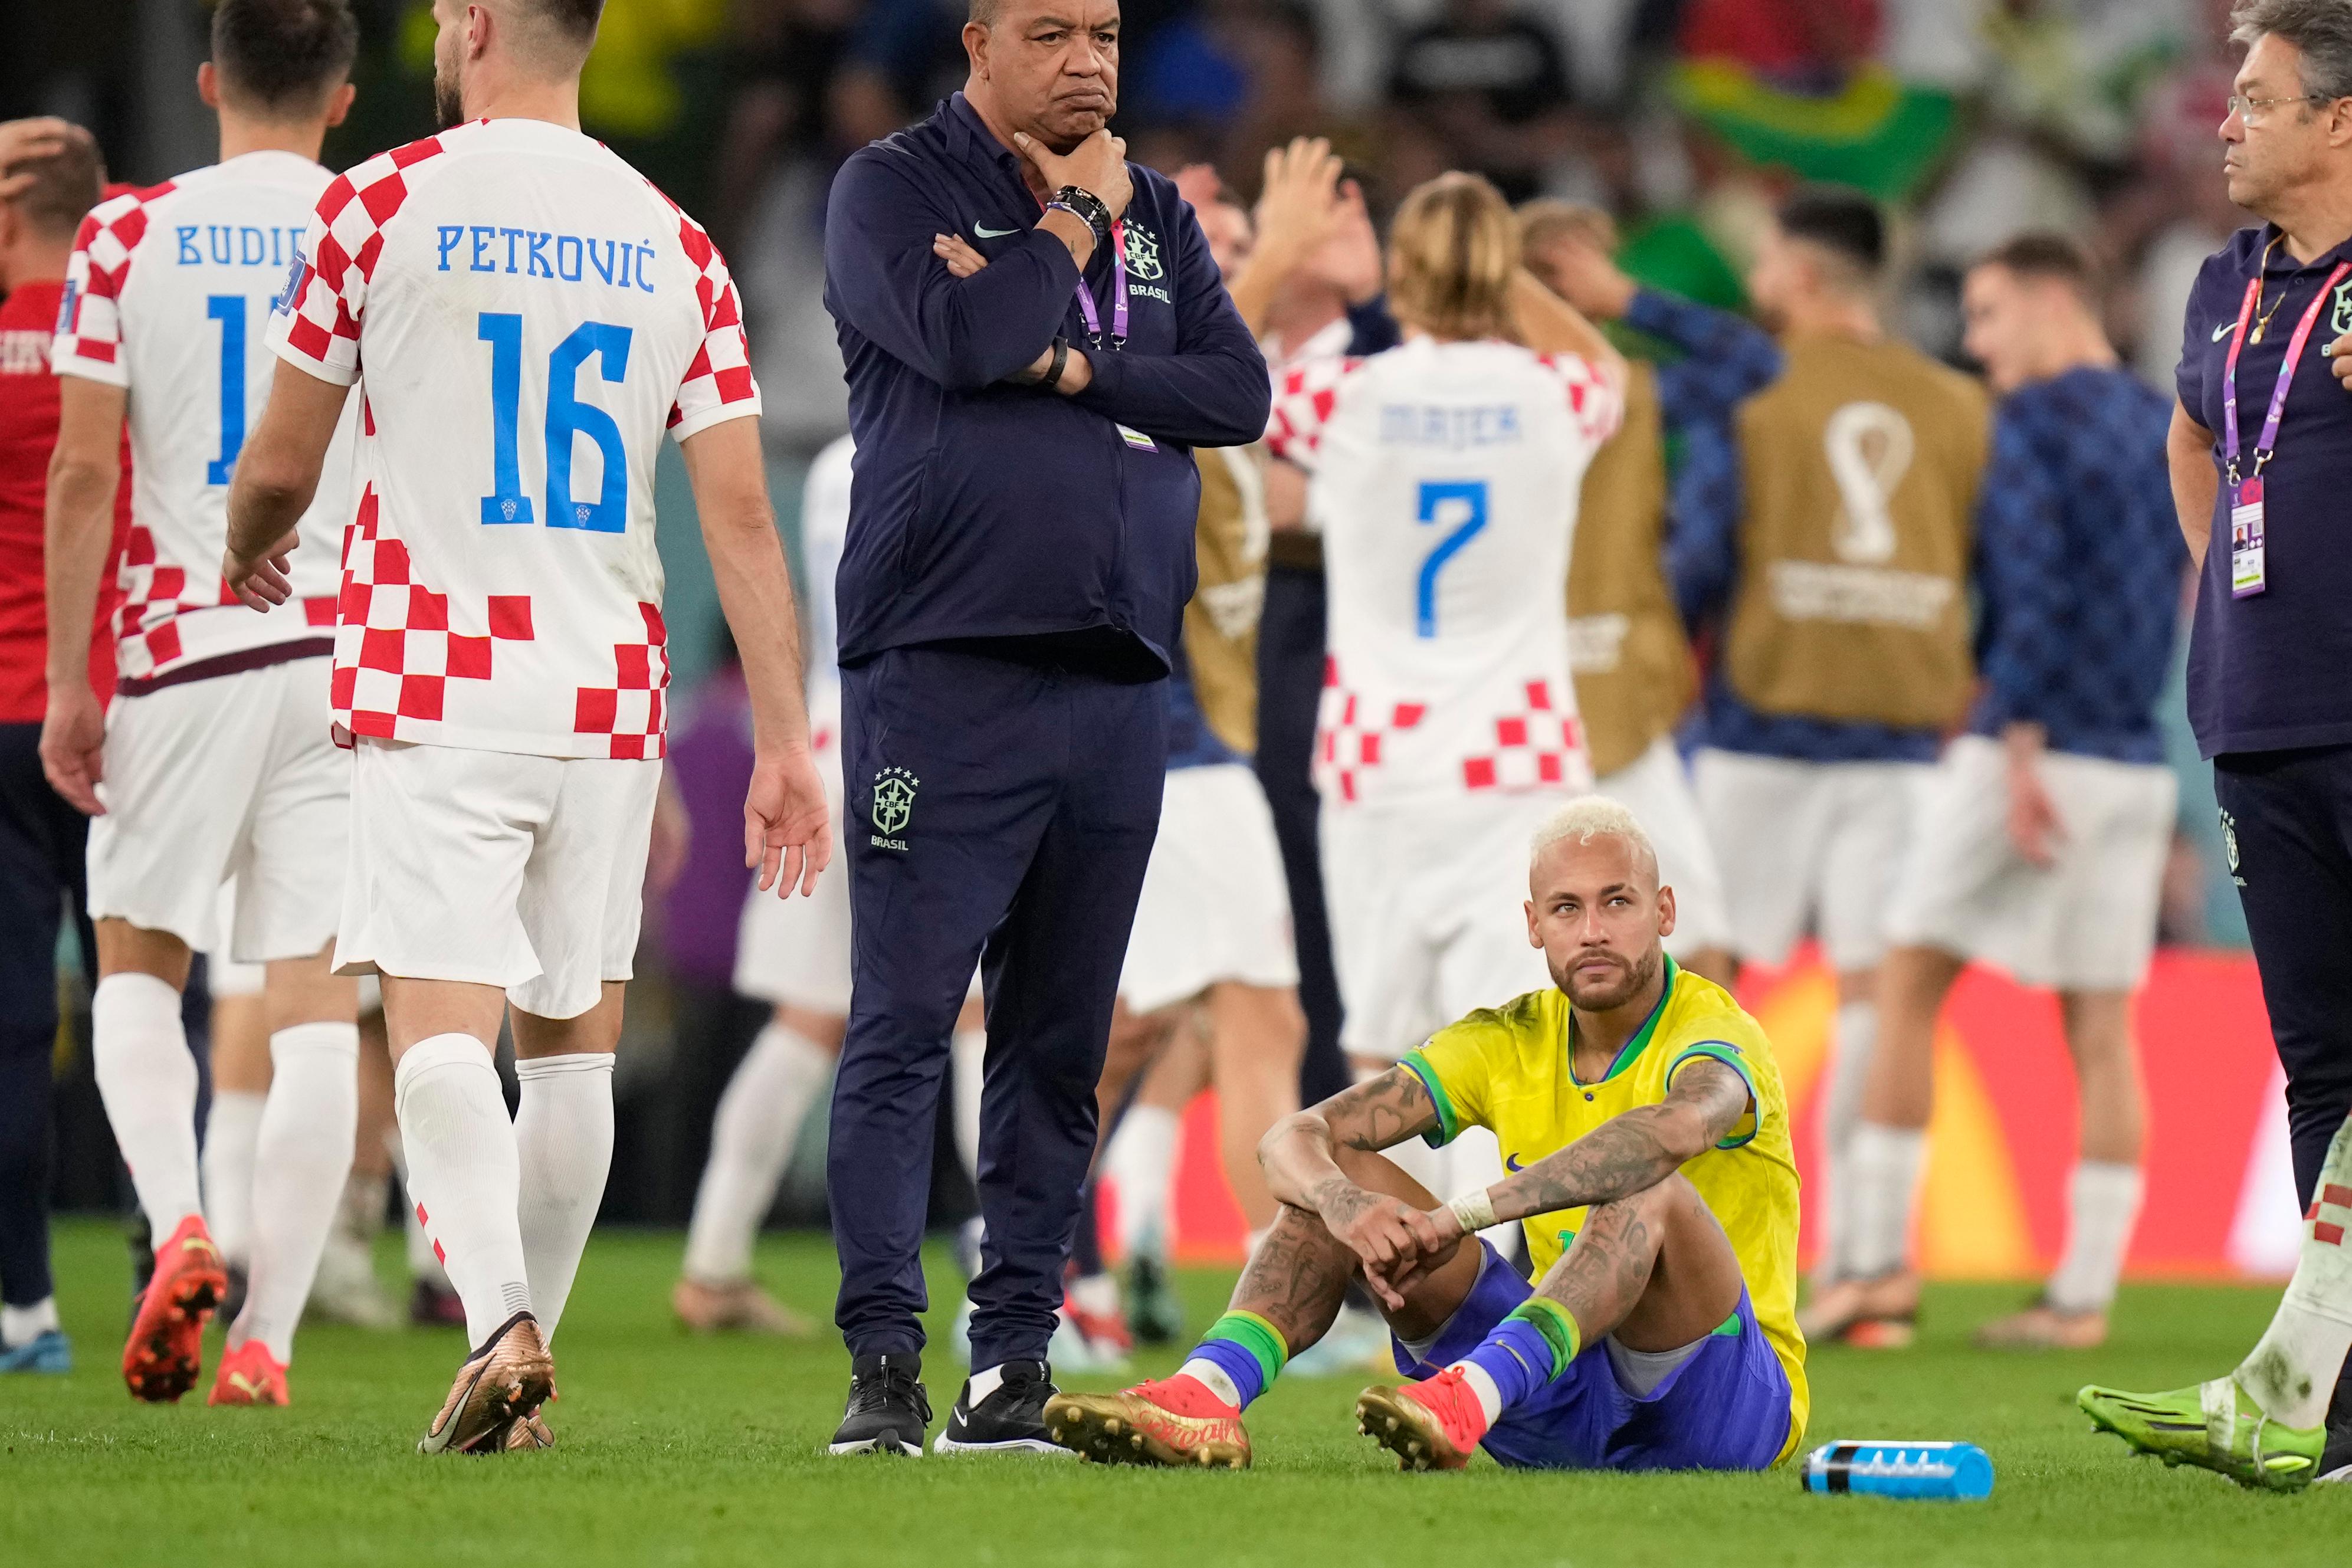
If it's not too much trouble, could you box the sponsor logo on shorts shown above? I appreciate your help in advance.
[870,766,919,853]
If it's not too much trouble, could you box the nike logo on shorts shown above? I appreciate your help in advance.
[976,224,1019,238]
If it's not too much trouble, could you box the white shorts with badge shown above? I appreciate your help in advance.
[1885,734,2176,991]
[734,726,853,1014]
[336,737,660,1021]
[1118,763,1299,1015]
[1322,793,1560,1062]
[1595,736,1732,958]
[87,657,347,964]
[1693,749,1925,972]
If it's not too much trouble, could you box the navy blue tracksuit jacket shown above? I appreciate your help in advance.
[821,92,1270,1369]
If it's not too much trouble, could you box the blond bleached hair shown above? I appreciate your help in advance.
[1529,795,1661,884]
[1516,198,1618,264]
[1388,172,1520,343]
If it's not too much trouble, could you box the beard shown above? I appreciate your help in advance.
[1554,945,1660,1013]
[433,52,465,130]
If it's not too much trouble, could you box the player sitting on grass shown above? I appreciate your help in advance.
[1044,796,1808,1471]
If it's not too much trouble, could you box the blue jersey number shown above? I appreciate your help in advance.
[205,295,247,485]
[1415,480,1489,638]
[477,313,635,533]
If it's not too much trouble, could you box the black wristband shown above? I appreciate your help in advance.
[1053,185,1114,244]
[1042,336,1071,390]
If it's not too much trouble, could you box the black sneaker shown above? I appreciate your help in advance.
[1127,1255,1183,1346]
[828,1353,931,1457]
[933,1359,1073,1456]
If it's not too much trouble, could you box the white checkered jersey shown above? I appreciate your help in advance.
[267,119,761,759]
[1266,337,1621,806]
[51,152,360,683]
[800,431,852,738]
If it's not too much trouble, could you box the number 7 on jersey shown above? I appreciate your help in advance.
[1415,480,1488,638]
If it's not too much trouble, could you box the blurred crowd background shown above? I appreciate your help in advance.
[4,0,2258,1228]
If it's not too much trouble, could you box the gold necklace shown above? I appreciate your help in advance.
[2250,234,2290,343]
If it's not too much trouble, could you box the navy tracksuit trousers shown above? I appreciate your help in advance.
[828,644,1164,1367]
[2214,744,2352,1414]
[0,724,91,1312]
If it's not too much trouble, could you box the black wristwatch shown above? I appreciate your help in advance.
[1041,336,1071,390]
[1052,185,1114,245]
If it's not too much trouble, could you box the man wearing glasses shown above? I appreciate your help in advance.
[2081,0,2352,1489]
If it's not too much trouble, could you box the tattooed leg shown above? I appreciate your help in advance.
[1533,1172,1744,1353]
[1229,1147,1484,1351]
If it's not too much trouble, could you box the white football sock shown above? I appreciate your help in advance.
[1179,1355,1242,1408]
[950,1027,987,1182]
[2045,1160,2144,1315]
[681,1022,830,1284]
[2238,1115,2352,1429]
[2,1297,59,1346]
[1454,1360,1505,1425]
[514,1053,615,1344]
[1845,1121,1926,1280]
[91,973,202,1236]
[1105,1103,1180,1258]
[1820,1000,1877,1278]
[233,1022,359,1363]
[395,1034,530,1347]
[200,1089,265,1267]
[969,1363,1007,1403]
[392,1126,450,1288]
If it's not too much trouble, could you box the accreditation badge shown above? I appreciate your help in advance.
[2230,476,2267,598]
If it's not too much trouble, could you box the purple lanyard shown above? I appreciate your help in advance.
[1064,215,1129,351]
[2223,259,2350,486]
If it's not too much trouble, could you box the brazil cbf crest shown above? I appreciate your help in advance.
[870,766,919,852]
[1123,223,1163,283]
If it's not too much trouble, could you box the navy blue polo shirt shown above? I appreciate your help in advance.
[2178,225,2352,759]
[822,93,1271,677]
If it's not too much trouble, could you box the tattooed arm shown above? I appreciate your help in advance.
[1258,1067,1453,1308]
[1468,1057,1751,1232]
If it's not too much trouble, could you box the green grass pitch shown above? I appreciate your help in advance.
[4,1220,2344,1566]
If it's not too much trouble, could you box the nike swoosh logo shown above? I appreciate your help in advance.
[228,1373,261,1395]
[975,225,1019,239]
[2215,319,2238,342]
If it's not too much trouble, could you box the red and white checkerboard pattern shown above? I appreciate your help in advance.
[52,182,176,381]
[108,523,333,680]
[277,136,446,385]
[572,601,671,760]
[657,191,757,439]
[1533,352,1625,449]
[1318,661,1587,802]
[2310,1182,2352,1249]
[1265,355,1363,468]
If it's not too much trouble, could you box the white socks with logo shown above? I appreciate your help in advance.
[683,1022,831,1284]
[2239,1114,2352,1430]
[2045,1160,2144,1316]
[91,973,204,1238]
[395,1034,531,1348]
[1820,999,1878,1278]
[232,1022,359,1363]
[200,1089,265,1267]
[1845,1121,1926,1281]
[1106,1104,1180,1259]
[514,1053,615,1343]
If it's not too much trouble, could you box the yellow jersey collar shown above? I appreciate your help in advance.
[1566,954,1679,1088]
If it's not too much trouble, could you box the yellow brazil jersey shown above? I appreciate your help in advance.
[1402,958,1808,1451]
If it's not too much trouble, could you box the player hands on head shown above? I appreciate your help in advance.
[1044,798,1809,1473]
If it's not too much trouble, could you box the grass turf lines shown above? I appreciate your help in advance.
[5,1221,2345,1566]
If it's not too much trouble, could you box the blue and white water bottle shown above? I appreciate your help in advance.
[1800,1441,1995,1500]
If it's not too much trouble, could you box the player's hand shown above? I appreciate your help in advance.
[221,530,298,611]
[1251,136,1344,273]
[2005,752,2065,870]
[1015,127,1133,220]
[1315,1181,1454,1310]
[0,118,84,202]
[1530,235,1636,322]
[39,681,107,816]
[2328,332,2352,391]
[745,745,831,898]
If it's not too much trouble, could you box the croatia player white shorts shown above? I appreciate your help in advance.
[734,726,852,1015]
[1693,749,1926,973]
[1118,763,1299,1015]
[336,737,660,1021]
[206,884,265,998]
[1594,737,1732,959]
[1885,735,2176,992]
[1321,793,1561,1063]
[87,657,346,965]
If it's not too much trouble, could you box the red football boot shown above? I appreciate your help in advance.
[122,1215,227,1403]
[1355,1368,1490,1471]
[208,1339,291,1406]
[1043,1373,1251,1468]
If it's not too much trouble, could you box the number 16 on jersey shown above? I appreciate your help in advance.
[477,311,635,533]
